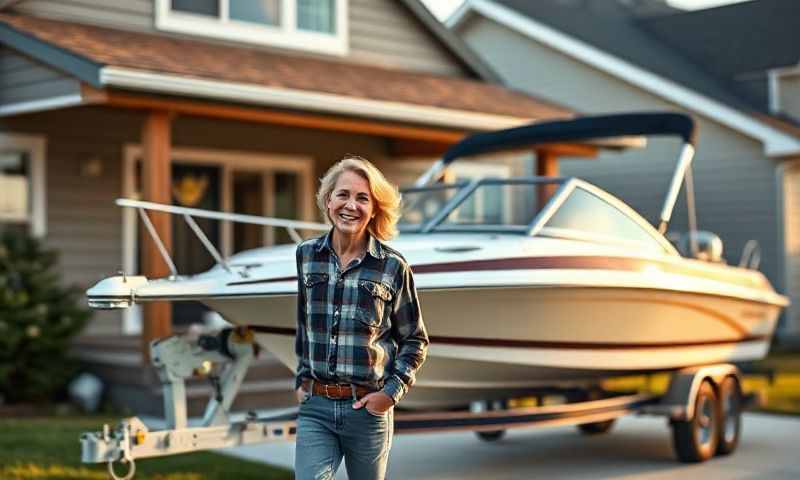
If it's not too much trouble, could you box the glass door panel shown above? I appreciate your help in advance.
[233,171,265,253]
[274,171,299,245]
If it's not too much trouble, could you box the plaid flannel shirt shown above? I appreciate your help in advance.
[294,231,428,404]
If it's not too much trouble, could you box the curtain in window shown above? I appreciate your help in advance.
[297,0,335,33]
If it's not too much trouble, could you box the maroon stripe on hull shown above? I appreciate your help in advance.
[410,256,766,290]
[248,326,767,350]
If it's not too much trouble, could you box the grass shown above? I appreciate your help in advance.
[0,416,292,480]
[601,352,800,415]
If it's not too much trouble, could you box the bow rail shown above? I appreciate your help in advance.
[118,198,328,278]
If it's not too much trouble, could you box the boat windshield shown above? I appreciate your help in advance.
[399,182,467,231]
[400,178,566,233]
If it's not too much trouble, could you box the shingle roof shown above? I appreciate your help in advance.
[0,13,571,121]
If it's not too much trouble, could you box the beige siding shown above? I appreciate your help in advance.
[784,163,800,335]
[12,0,470,76]
[0,48,80,105]
[457,17,784,289]
[0,107,410,334]
[779,75,800,120]
[348,0,467,75]
[12,0,154,30]
[0,107,143,335]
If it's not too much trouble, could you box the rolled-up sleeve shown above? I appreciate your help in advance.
[294,246,311,390]
[382,263,428,404]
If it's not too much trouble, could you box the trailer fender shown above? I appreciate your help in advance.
[659,364,739,421]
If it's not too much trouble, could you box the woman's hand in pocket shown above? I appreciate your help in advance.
[352,391,393,415]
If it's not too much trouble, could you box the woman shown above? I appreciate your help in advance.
[294,156,428,480]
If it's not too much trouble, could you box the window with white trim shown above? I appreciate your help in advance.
[156,0,348,56]
[0,134,46,237]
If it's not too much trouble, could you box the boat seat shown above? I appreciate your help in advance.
[678,231,725,263]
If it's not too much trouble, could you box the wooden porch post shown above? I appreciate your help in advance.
[535,149,559,207]
[141,110,173,360]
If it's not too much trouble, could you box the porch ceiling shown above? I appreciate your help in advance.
[0,13,571,131]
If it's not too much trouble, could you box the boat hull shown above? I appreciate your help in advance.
[205,284,780,408]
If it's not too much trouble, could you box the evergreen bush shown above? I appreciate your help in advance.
[0,231,91,404]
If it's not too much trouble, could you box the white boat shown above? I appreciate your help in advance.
[87,113,788,408]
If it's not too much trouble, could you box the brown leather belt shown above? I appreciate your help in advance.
[305,380,374,400]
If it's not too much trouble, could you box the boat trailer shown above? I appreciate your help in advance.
[80,328,748,479]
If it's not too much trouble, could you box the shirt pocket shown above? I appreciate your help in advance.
[356,280,394,329]
[303,273,329,318]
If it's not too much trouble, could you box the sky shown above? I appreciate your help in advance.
[420,0,752,20]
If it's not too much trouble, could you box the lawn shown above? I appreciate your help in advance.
[601,352,800,415]
[0,416,292,480]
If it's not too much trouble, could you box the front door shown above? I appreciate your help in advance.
[171,163,220,326]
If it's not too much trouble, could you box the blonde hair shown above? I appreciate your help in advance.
[316,155,401,241]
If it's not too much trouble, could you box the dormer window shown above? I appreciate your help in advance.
[156,0,347,55]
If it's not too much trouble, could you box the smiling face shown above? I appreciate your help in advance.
[326,169,375,240]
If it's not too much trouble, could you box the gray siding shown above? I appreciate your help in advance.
[12,0,470,76]
[457,17,784,290]
[0,48,80,106]
[779,75,800,120]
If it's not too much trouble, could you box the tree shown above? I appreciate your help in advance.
[0,231,91,404]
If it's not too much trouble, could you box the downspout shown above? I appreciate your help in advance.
[768,70,781,115]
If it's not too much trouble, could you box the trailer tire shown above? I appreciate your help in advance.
[577,419,615,435]
[476,430,506,442]
[672,379,720,463]
[716,375,742,456]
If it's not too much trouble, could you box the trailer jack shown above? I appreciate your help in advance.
[80,328,297,479]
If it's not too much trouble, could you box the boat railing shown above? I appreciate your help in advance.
[739,239,761,270]
[117,198,329,278]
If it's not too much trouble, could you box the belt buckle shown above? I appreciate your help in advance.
[323,383,332,398]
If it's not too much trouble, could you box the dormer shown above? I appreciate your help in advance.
[155,0,348,56]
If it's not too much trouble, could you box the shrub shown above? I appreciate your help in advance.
[0,231,91,404]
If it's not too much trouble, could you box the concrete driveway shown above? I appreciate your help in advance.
[223,412,800,479]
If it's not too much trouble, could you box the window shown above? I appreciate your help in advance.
[542,187,664,250]
[156,0,348,56]
[0,134,45,237]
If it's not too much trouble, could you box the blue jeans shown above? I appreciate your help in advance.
[295,394,393,480]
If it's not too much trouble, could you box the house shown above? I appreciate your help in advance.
[0,0,590,412]
[449,0,800,345]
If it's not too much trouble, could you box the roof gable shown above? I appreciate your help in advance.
[639,0,800,77]
[450,0,800,156]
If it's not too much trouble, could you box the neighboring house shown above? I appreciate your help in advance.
[0,0,582,412]
[449,0,800,344]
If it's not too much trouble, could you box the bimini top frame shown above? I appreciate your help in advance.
[414,112,698,238]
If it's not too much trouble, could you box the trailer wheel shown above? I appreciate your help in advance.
[577,419,615,435]
[476,430,506,442]
[672,379,720,463]
[716,375,742,456]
